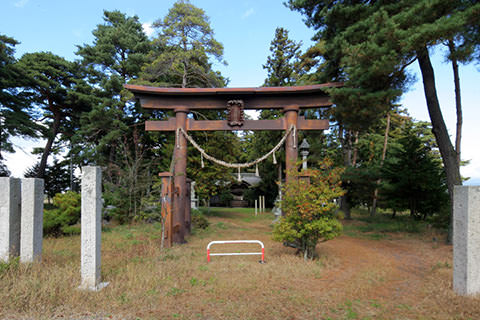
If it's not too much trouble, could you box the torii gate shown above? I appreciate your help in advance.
[125,83,340,245]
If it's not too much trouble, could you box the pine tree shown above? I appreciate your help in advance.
[76,10,151,108]
[263,27,302,87]
[288,0,480,238]
[144,0,226,88]
[0,35,39,174]
[142,1,237,208]
[443,6,480,166]
[74,10,156,220]
[252,28,303,205]
[381,122,449,220]
[17,52,92,179]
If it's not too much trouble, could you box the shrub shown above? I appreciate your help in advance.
[191,209,209,229]
[272,159,345,260]
[43,191,81,236]
[135,177,164,223]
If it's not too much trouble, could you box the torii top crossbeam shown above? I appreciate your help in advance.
[125,83,341,109]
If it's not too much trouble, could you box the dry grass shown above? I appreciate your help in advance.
[1,208,479,320]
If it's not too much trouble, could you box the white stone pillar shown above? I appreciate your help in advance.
[0,177,21,262]
[80,166,108,291]
[453,186,480,296]
[20,178,44,263]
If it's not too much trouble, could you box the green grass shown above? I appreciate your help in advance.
[0,257,20,276]
[200,207,274,222]
[342,226,391,240]
[342,208,428,240]
[356,215,425,233]
[326,299,378,320]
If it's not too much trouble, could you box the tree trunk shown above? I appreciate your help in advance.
[447,40,463,166]
[417,46,462,244]
[340,128,352,219]
[182,62,187,88]
[352,131,359,166]
[69,141,74,191]
[371,112,391,216]
[340,196,351,219]
[37,111,61,179]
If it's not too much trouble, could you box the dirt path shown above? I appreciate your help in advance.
[319,237,438,298]
[204,209,473,319]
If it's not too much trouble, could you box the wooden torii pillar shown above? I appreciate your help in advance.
[125,83,341,244]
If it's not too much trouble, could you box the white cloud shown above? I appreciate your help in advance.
[242,8,255,19]
[72,29,83,38]
[14,0,28,8]
[4,137,42,178]
[142,22,154,37]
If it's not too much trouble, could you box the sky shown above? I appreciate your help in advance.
[1,0,479,184]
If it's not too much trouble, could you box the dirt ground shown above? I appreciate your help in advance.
[1,209,479,320]
[301,233,453,319]
[185,211,480,320]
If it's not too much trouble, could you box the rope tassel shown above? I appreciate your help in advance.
[176,128,180,148]
[237,167,241,182]
[293,126,297,148]
[255,164,259,177]
[201,153,205,168]
[272,152,277,165]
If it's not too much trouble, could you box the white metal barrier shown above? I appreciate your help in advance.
[207,240,265,263]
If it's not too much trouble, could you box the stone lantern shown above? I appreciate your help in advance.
[299,138,311,185]
[299,138,310,170]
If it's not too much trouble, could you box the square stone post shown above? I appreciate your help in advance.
[20,178,44,263]
[453,186,480,296]
[80,166,108,291]
[0,177,21,262]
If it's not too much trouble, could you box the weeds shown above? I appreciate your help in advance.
[0,257,20,276]
[166,287,185,297]
[215,222,228,229]
[431,261,452,271]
